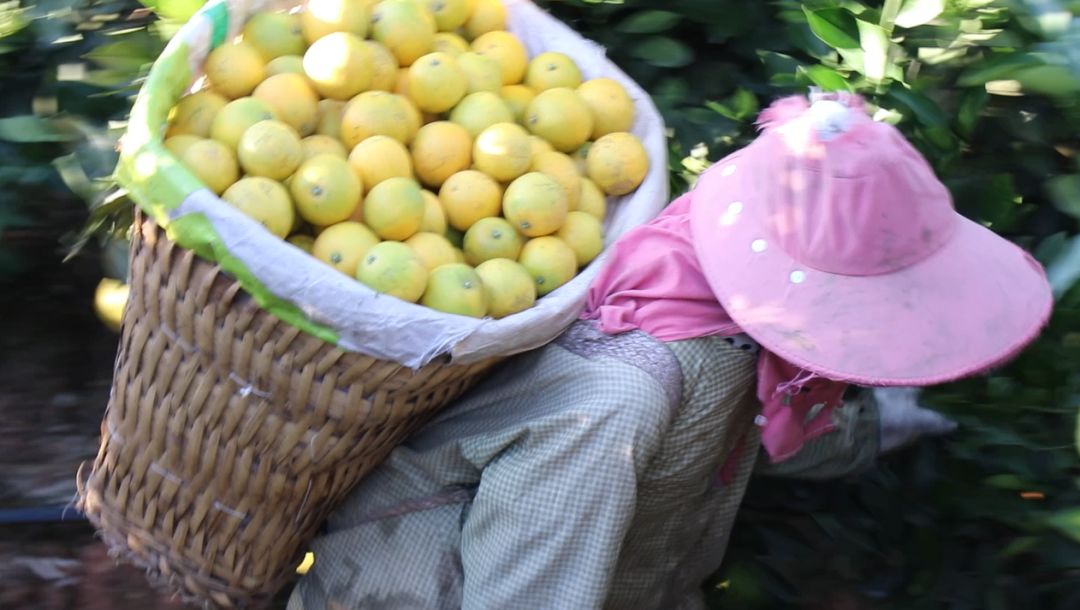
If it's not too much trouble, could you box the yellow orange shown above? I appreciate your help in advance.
[411,121,472,187]
[439,169,502,231]
[348,135,413,188]
[222,176,295,239]
[303,32,374,100]
[253,72,320,136]
[204,42,266,99]
[167,90,227,138]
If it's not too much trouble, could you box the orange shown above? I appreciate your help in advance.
[252,72,320,136]
[502,172,568,237]
[411,121,472,187]
[439,169,502,231]
[204,42,265,99]
[290,154,364,225]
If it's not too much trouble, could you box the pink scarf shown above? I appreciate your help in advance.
[582,193,846,462]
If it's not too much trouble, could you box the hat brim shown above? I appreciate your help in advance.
[690,154,1053,387]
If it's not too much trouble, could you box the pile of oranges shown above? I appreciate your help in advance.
[165,0,650,318]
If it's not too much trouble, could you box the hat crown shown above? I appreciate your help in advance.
[746,97,957,277]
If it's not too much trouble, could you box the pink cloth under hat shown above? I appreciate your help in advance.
[583,194,847,462]
[690,95,1053,386]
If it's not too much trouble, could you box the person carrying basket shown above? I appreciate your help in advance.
[287,93,1052,609]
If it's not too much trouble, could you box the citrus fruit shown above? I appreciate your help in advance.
[365,40,400,91]
[243,12,305,61]
[303,32,374,100]
[312,221,380,275]
[528,135,553,157]
[237,120,303,181]
[464,0,506,40]
[472,122,531,182]
[347,135,413,188]
[577,77,635,138]
[411,121,472,187]
[290,154,363,225]
[433,32,469,56]
[524,87,593,153]
[253,72,319,136]
[577,177,607,220]
[407,52,467,112]
[502,171,568,237]
[525,51,582,92]
[531,150,581,210]
[301,0,370,43]
[210,96,277,150]
[421,263,486,317]
[499,84,535,124]
[471,31,527,85]
[167,90,227,138]
[363,176,425,240]
[94,278,129,333]
[423,0,468,32]
[302,134,348,160]
[205,42,266,99]
[340,91,414,148]
[406,231,459,270]
[287,234,316,253]
[181,139,238,195]
[555,210,603,267]
[265,55,305,77]
[586,131,649,195]
[222,176,295,238]
[356,240,429,303]
[456,51,502,94]
[419,189,448,234]
[518,235,577,296]
[164,134,202,158]
[439,170,502,231]
[463,216,522,265]
[474,258,536,318]
[316,99,346,139]
[448,91,513,138]
[371,0,436,67]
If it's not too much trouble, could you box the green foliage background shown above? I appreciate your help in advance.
[0,0,1078,607]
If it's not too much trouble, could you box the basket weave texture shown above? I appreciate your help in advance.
[77,214,499,608]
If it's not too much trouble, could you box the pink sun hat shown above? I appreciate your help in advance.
[690,93,1053,386]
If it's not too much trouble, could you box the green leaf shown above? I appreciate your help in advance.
[629,36,694,68]
[1047,174,1080,220]
[802,7,861,49]
[139,0,205,22]
[1076,406,1080,459]
[803,64,852,90]
[1046,508,1080,545]
[0,115,79,142]
[1046,234,1080,298]
[895,0,944,29]
[84,40,156,72]
[887,86,947,127]
[956,88,987,138]
[1014,65,1080,97]
[957,53,1046,86]
[857,19,891,82]
[615,10,682,34]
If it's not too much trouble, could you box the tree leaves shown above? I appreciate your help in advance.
[895,0,945,29]
[803,7,860,49]
[630,36,695,68]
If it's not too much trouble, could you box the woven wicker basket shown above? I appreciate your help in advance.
[77,214,499,608]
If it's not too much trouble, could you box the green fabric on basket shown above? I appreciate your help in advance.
[116,37,201,217]
[204,1,230,48]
